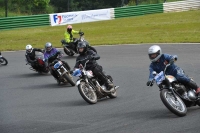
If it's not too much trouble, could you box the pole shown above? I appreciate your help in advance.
[5,0,8,17]
[67,0,69,11]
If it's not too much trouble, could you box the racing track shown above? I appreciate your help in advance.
[0,44,200,133]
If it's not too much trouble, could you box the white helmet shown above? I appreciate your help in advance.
[26,44,33,53]
[148,45,162,62]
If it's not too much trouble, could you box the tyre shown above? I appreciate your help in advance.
[64,48,74,56]
[160,89,187,117]
[88,46,97,53]
[196,100,200,106]
[106,75,117,98]
[0,57,8,65]
[63,74,75,86]
[78,82,97,104]
[108,90,117,98]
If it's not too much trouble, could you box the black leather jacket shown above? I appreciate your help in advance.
[74,50,100,70]
[25,48,43,63]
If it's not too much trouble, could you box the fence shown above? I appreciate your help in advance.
[114,3,163,18]
[0,0,199,30]
[0,14,49,30]
[163,0,200,12]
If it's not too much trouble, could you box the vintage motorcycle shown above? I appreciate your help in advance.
[73,60,119,104]
[0,51,8,65]
[26,52,49,73]
[61,33,97,56]
[151,62,200,117]
[51,59,75,86]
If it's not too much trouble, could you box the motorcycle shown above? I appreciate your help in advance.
[61,33,97,56]
[0,51,8,65]
[51,59,75,86]
[151,62,200,117]
[73,60,119,104]
[26,52,49,74]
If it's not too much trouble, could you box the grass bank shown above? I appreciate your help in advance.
[0,10,199,51]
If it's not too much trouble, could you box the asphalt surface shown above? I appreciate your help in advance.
[0,44,200,133]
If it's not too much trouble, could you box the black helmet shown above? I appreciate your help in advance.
[77,41,88,55]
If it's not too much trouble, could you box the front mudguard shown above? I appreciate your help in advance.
[76,79,85,86]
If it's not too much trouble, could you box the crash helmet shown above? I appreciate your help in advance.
[45,42,52,52]
[148,45,162,62]
[77,41,88,55]
[26,44,33,53]
[67,25,72,32]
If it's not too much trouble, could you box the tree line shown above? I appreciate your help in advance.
[0,0,176,15]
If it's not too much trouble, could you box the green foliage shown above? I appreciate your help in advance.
[0,10,199,51]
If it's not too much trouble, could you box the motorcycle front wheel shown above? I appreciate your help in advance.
[63,74,75,86]
[160,89,187,117]
[78,82,97,104]
[0,57,8,65]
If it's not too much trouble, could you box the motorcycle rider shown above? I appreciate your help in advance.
[64,25,84,51]
[25,44,43,70]
[44,42,71,81]
[73,41,114,90]
[146,45,200,97]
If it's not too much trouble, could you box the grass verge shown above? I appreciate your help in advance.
[0,10,200,51]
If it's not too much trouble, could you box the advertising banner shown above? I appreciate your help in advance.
[49,9,111,26]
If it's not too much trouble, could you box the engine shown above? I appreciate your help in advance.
[173,83,186,95]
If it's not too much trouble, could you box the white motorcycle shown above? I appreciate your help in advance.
[73,60,119,104]
[151,63,200,117]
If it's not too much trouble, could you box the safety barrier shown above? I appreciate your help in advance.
[0,0,199,30]
[163,0,200,13]
[0,14,49,30]
[114,3,163,18]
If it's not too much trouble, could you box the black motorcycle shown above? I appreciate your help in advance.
[73,60,119,104]
[151,62,200,117]
[26,52,49,74]
[0,51,8,65]
[61,33,97,56]
[51,59,75,86]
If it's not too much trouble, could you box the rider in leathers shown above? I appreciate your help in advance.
[44,42,71,81]
[74,41,114,90]
[25,44,43,69]
[146,45,200,97]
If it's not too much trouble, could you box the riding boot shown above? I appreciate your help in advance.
[187,80,200,96]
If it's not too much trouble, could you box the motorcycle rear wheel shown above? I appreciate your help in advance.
[107,75,117,98]
[0,57,8,65]
[160,89,187,117]
[78,82,97,104]
[64,48,74,56]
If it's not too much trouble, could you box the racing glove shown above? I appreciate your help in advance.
[146,80,154,87]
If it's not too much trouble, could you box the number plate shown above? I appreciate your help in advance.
[154,71,165,85]
[54,61,62,69]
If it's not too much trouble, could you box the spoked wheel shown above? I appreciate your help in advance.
[160,89,187,117]
[63,74,75,86]
[78,82,97,104]
[0,57,8,65]
[64,48,74,56]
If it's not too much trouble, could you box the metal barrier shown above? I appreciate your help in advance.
[0,14,49,30]
[114,3,163,18]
